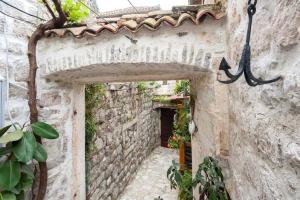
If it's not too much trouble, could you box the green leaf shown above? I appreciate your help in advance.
[0,160,21,190]
[34,143,48,162]
[174,171,182,185]
[12,132,37,163]
[0,130,23,144]
[31,122,59,139]
[1,192,16,200]
[0,125,12,137]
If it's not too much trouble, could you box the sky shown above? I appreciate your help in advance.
[96,0,188,12]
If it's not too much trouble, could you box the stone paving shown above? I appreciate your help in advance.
[119,147,178,200]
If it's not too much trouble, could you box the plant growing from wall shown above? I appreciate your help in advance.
[137,81,146,93]
[151,95,171,104]
[85,84,105,157]
[167,160,193,200]
[174,80,190,96]
[193,157,231,200]
[0,122,59,199]
[27,0,89,199]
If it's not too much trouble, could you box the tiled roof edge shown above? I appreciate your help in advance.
[44,4,225,38]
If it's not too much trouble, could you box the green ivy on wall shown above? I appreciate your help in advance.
[85,84,105,158]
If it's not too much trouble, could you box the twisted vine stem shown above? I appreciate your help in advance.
[27,1,66,199]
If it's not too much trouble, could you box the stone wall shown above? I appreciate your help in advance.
[86,83,161,200]
[225,0,300,199]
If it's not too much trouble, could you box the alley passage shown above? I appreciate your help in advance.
[119,147,178,200]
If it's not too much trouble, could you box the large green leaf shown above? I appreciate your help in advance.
[0,160,21,190]
[0,130,23,144]
[1,192,16,200]
[12,132,37,163]
[31,122,59,139]
[34,143,48,162]
[0,125,12,137]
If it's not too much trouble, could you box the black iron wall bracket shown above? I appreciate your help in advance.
[217,0,282,87]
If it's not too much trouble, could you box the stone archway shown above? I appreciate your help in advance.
[36,14,229,200]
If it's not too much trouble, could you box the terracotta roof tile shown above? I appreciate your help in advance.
[44,4,225,38]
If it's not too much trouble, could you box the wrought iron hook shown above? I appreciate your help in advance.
[217,0,281,87]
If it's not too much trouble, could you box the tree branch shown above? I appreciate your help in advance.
[28,1,67,200]
[52,0,67,25]
[42,0,56,19]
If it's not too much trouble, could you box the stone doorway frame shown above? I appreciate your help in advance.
[37,19,229,200]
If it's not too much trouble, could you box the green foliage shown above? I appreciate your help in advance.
[168,100,191,149]
[33,143,48,162]
[167,160,193,200]
[62,0,89,23]
[12,132,37,163]
[137,82,146,93]
[167,157,230,200]
[151,95,170,103]
[0,130,23,144]
[193,157,231,200]
[31,122,59,139]
[85,84,105,157]
[0,122,59,199]
[175,80,190,95]
[38,0,89,24]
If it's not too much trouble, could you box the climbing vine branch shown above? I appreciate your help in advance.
[27,0,89,199]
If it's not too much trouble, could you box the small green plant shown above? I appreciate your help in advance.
[137,82,146,93]
[0,122,59,199]
[193,157,231,200]
[175,80,190,96]
[167,160,193,200]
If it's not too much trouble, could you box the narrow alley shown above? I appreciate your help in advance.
[119,147,178,200]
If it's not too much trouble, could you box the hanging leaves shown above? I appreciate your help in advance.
[34,143,48,162]
[12,132,37,163]
[193,157,231,200]
[0,125,12,137]
[31,122,59,139]
[0,160,21,191]
[0,122,59,197]
[0,130,23,144]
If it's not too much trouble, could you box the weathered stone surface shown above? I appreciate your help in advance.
[86,83,160,200]
[224,0,300,199]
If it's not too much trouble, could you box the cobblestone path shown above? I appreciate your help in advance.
[119,147,178,200]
